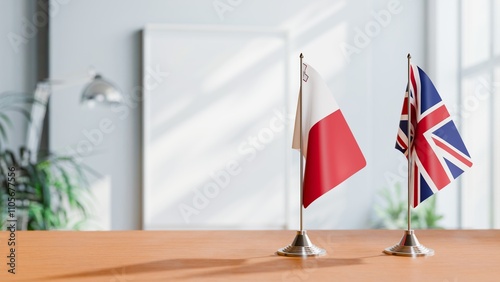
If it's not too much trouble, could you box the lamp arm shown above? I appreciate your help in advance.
[44,69,96,91]
[25,82,51,162]
[25,68,121,161]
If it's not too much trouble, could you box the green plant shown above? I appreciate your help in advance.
[0,92,35,148]
[373,181,444,229]
[0,148,94,230]
[0,92,94,230]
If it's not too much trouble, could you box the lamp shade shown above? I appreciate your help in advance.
[81,74,122,105]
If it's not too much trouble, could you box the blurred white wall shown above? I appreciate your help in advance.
[48,0,426,230]
[0,0,38,150]
[429,0,500,229]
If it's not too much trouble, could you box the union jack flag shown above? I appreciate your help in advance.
[396,65,473,208]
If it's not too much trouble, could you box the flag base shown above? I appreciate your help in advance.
[383,230,434,257]
[277,230,326,257]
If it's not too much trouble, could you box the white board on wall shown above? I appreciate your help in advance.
[142,24,291,230]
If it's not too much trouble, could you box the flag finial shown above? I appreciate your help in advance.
[407,53,411,59]
[300,53,303,59]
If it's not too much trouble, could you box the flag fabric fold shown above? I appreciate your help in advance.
[292,63,366,208]
[396,64,473,208]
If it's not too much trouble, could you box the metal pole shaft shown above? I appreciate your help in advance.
[407,53,412,232]
[299,53,304,232]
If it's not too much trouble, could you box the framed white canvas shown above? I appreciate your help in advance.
[142,24,291,229]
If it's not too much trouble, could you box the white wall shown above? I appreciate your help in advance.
[49,0,426,230]
[429,0,500,229]
[0,0,38,150]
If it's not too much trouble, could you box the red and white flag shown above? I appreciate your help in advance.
[293,63,366,208]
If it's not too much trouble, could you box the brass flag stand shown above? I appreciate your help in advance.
[277,53,326,257]
[383,54,434,257]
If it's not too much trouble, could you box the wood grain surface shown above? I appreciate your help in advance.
[0,230,499,281]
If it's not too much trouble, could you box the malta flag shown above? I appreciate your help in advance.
[293,62,366,208]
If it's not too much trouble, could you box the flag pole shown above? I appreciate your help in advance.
[383,53,434,257]
[406,53,412,232]
[277,53,325,257]
[299,53,304,232]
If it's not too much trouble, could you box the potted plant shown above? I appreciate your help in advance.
[372,181,444,229]
[0,92,94,230]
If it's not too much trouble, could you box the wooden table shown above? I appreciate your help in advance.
[0,230,499,281]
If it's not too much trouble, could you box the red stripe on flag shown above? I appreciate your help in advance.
[302,110,366,208]
[413,162,419,207]
[414,105,451,189]
[432,137,473,168]
[401,96,409,115]
[397,135,407,151]
[410,67,418,107]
